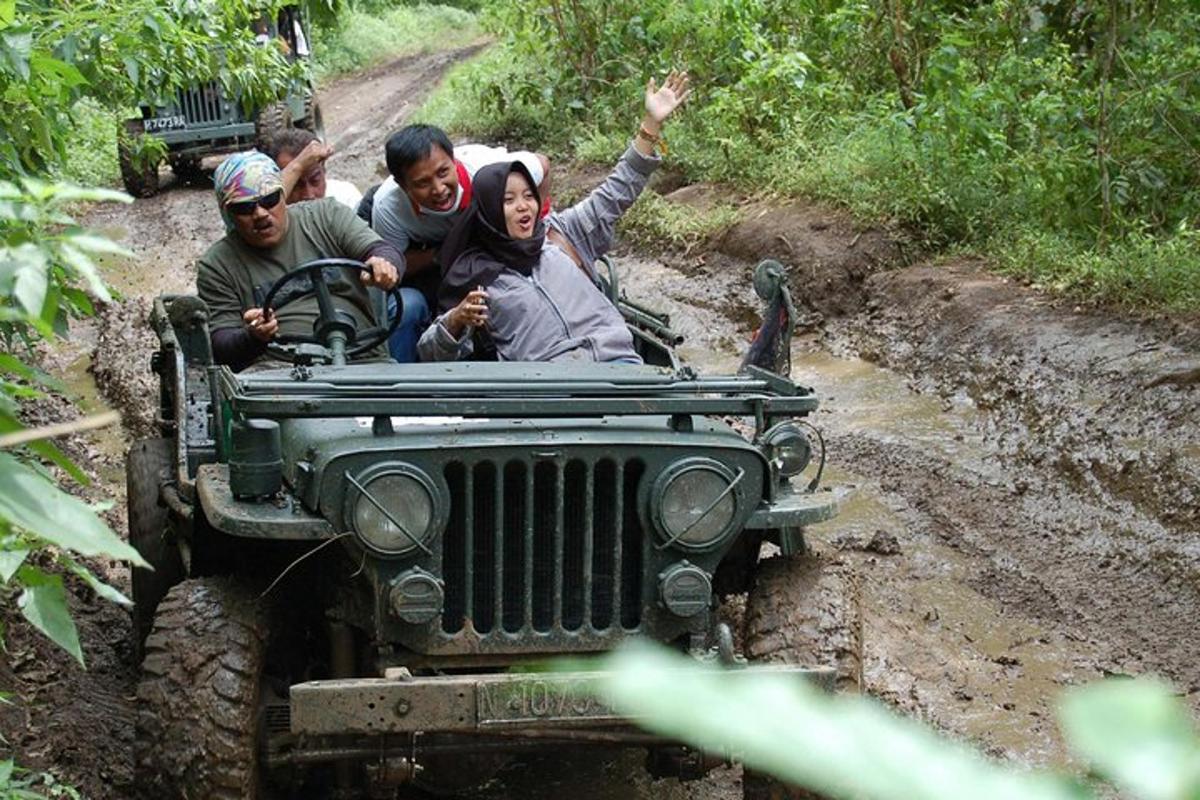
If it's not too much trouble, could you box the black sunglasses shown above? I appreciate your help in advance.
[227,188,284,217]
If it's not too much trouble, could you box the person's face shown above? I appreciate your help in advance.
[400,145,458,212]
[276,150,326,204]
[228,189,288,248]
[503,171,537,240]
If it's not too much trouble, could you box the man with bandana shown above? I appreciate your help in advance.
[197,150,404,371]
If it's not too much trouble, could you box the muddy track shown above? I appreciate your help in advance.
[9,38,1199,800]
[633,202,1200,760]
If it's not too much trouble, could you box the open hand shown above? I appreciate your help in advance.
[645,70,691,124]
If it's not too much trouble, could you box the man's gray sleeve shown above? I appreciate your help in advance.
[417,315,475,362]
[547,144,660,277]
[370,180,413,252]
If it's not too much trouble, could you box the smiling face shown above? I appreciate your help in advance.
[503,171,537,239]
[400,145,458,212]
[230,191,288,249]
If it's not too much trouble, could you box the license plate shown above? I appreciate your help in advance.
[144,115,186,132]
[476,676,624,726]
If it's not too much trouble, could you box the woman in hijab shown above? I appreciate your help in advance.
[416,71,691,363]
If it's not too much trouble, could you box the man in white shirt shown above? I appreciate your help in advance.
[368,125,549,283]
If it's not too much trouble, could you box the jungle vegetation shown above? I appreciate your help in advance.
[420,0,1200,309]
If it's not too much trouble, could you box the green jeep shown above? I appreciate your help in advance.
[118,6,321,198]
[127,258,855,798]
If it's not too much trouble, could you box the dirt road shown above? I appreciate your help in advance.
[7,43,1198,799]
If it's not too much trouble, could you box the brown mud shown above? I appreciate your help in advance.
[6,40,1198,800]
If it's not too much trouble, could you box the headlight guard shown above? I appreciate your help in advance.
[649,457,747,552]
[344,463,446,558]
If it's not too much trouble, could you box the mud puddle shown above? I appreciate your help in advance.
[616,251,1114,768]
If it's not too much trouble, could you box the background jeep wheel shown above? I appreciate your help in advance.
[135,578,270,799]
[118,119,159,198]
[741,553,863,800]
[255,101,292,152]
[299,96,325,140]
[126,437,184,658]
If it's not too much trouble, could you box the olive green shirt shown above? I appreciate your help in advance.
[197,198,386,358]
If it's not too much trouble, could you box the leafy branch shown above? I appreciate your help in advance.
[591,643,1200,800]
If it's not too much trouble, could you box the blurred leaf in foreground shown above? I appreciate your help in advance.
[592,643,1088,800]
[1061,678,1200,800]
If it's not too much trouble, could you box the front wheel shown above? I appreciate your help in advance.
[740,553,863,800]
[118,119,160,198]
[135,578,270,799]
[126,437,184,658]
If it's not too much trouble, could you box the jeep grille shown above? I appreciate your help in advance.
[441,457,646,637]
[176,81,226,126]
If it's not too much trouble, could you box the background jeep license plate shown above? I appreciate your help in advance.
[477,676,624,726]
[145,116,186,132]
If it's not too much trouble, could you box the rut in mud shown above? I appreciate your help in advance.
[7,39,1199,800]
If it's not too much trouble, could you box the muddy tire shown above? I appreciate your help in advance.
[118,119,159,198]
[135,578,269,799]
[740,554,862,800]
[744,553,862,692]
[299,96,325,140]
[255,102,292,153]
[127,438,184,658]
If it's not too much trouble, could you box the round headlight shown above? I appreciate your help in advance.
[652,459,741,550]
[761,422,812,477]
[347,467,439,556]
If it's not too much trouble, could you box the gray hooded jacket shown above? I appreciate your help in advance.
[417,143,660,363]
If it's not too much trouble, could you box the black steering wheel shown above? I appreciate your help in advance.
[260,258,402,364]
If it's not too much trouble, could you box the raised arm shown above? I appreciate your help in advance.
[549,70,691,273]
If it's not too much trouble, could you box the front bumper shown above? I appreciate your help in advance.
[746,486,840,529]
[290,665,834,737]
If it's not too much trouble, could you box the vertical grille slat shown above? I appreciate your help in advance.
[592,460,618,630]
[442,454,645,639]
[523,466,535,630]
[552,460,565,628]
[462,464,475,627]
[562,460,587,630]
[621,461,646,629]
[441,463,466,634]
[174,81,225,126]
[581,461,595,627]
[471,463,496,633]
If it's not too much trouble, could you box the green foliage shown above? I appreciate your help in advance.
[618,192,742,253]
[0,0,303,178]
[0,759,83,799]
[0,0,313,664]
[591,643,1200,800]
[53,99,120,188]
[310,3,479,83]
[0,180,145,664]
[428,0,1200,309]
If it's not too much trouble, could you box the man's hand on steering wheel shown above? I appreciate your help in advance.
[362,256,399,291]
[243,307,279,342]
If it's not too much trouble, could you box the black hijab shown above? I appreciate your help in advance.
[438,160,545,312]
